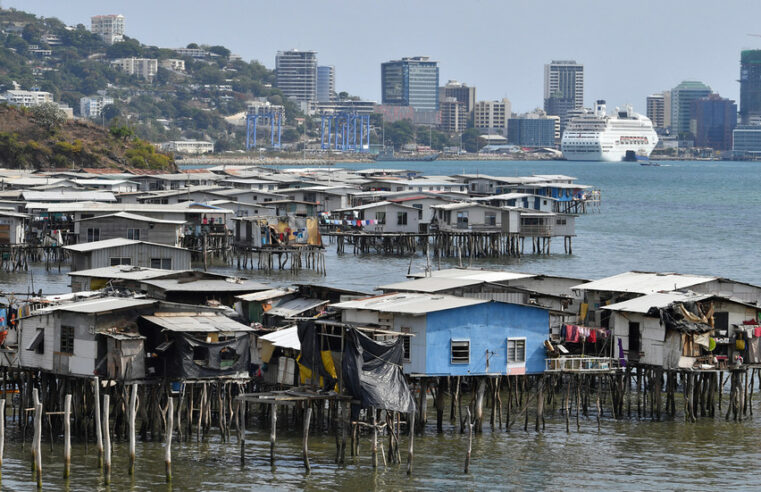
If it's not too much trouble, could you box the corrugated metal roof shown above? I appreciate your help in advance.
[235,288,294,302]
[77,212,186,225]
[332,293,487,314]
[21,191,116,202]
[266,298,328,318]
[379,277,488,293]
[408,268,535,282]
[602,292,712,314]
[142,278,269,292]
[572,271,717,294]
[431,202,503,211]
[64,238,189,253]
[259,326,300,350]
[39,297,156,314]
[142,314,254,332]
[68,265,185,280]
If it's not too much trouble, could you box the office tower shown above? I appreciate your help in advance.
[671,80,712,137]
[316,65,335,103]
[381,56,439,112]
[543,60,583,132]
[276,50,318,103]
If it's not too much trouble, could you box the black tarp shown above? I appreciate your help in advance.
[342,327,415,415]
[647,302,713,334]
[297,320,338,389]
[166,333,251,378]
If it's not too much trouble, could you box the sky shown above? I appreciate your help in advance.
[7,0,761,113]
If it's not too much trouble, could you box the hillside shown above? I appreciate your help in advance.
[0,7,301,151]
[0,104,175,170]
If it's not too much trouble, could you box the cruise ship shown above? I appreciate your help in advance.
[561,100,658,161]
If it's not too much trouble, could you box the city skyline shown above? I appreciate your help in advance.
[7,0,761,113]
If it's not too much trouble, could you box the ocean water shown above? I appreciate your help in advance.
[0,159,758,490]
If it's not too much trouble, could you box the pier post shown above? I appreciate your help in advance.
[128,383,137,475]
[34,400,42,488]
[94,378,103,467]
[103,394,111,485]
[165,397,174,482]
[0,398,4,481]
[302,404,312,473]
[270,403,277,466]
[407,410,414,476]
[464,407,473,474]
[63,394,71,479]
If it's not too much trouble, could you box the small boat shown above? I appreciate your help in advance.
[640,162,661,167]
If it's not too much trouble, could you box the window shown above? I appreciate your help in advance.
[556,218,567,225]
[193,346,209,366]
[397,212,408,225]
[401,327,411,362]
[27,329,44,354]
[110,257,131,266]
[60,326,74,355]
[485,212,497,226]
[127,228,140,240]
[507,338,526,364]
[87,228,100,242]
[450,339,470,364]
[151,258,172,269]
[456,211,469,228]
[375,211,386,224]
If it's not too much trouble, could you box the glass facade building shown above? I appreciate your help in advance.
[670,81,711,137]
[381,57,439,112]
[275,50,317,103]
[740,50,761,124]
[692,94,737,150]
[507,118,556,147]
[316,65,335,103]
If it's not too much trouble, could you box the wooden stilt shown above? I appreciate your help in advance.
[34,400,42,488]
[0,398,4,482]
[93,378,103,468]
[302,404,312,473]
[63,394,71,479]
[407,410,414,476]
[128,383,137,475]
[103,394,111,485]
[464,407,473,474]
[165,397,174,482]
[270,404,277,467]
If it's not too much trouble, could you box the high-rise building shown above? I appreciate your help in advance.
[90,14,124,45]
[316,66,335,103]
[543,60,583,132]
[646,92,671,131]
[275,50,318,104]
[439,80,476,115]
[740,50,761,124]
[439,97,468,133]
[381,56,439,112]
[671,81,712,137]
[692,94,737,150]
[473,98,511,136]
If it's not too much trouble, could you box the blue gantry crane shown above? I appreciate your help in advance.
[320,111,370,152]
[245,111,283,150]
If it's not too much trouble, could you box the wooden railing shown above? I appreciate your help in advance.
[545,356,618,373]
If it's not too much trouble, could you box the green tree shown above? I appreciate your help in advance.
[384,120,415,149]
[208,45,231,58]
[31,102,67,133]
[106,39,142,59]
[461,128,481,153]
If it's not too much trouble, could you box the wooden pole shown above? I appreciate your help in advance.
[302,404,312,473]
[165,397,174,483]
[103,394,111,485]
[0,398,4,482]
[93,378,103,467]
[270,403,277,467]
[464,407,473,474]
[34,401,42,488]
[407,410,415,476]
[63,394,71,479]
[128,383,137,475]
[238,400,245,465]
[371,408,378,468]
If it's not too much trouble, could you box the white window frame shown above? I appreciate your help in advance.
[127,228,140,240]
[450,339,470,364]
[507,337,526,366]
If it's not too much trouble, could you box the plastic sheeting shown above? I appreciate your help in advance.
[342,328,415,415]
[297,320,338,389]
[166,333,251,378]
[647,302,713,334]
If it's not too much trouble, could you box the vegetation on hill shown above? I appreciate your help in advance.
[0,103,175,170]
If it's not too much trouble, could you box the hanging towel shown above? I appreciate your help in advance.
[754,326,761,338]
[588,329,597,343]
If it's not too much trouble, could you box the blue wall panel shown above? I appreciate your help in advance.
[422,302,549,376]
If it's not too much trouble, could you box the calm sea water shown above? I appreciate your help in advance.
[0,159,759,489]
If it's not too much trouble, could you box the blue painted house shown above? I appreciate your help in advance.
[332,293,550,376]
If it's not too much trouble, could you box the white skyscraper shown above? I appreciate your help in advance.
[90,14,125,45]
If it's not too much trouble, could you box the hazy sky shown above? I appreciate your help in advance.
[8,0,761,113]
